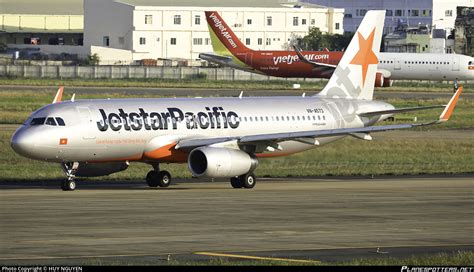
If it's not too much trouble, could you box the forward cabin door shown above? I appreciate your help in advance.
[452,56,460,71]
[77,107,96,140]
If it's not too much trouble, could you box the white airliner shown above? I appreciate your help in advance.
[11,11,462,191]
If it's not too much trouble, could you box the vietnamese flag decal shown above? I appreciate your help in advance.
[59,138,68,145]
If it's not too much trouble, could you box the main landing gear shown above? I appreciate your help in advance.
[230,173,256,189]
[146,163,171,188]
[61,162,79,191]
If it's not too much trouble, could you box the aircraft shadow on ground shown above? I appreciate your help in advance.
[0,178,201,190]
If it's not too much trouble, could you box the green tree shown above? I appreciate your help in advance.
[299,27,353,51]
[83,53,100,66]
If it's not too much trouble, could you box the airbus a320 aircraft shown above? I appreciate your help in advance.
[11,11,462,191]
[200,11,474,87]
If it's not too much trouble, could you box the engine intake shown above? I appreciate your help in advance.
[188,147,258,178]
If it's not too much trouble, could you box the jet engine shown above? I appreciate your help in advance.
[374,72,384,87]
[383,78,393,87]
[72,162,129,177]
[188,147,258,178]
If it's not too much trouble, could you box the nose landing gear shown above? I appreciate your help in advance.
[61,162,79,191]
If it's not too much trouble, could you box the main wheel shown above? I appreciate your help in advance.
[241,173,256,189]
[230,177,243,188]
[157,171,171,187]
[146,170,159,187]
[61,180,76,191]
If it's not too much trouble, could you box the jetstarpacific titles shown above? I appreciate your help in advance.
[96,107,240,131]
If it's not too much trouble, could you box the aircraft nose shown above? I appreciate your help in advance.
[11,128,36,158]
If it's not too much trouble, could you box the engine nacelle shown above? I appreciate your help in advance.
[73,162,129,177]
[383,78,393,87]
[374,72,384,87]
[188,147,258,178]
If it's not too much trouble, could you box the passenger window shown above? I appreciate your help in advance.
[30,117,46,126]
[56,117,66,127]
[45,117,57,126]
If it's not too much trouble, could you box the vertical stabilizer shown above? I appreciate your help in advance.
[205,11,252,56]
[317,10,385,100]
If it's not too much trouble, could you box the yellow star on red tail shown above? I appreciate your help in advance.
[350,28,378,87]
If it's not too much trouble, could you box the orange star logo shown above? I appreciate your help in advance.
[350,28,378,87]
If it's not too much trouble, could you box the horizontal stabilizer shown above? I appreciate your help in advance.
[358,105,445,117]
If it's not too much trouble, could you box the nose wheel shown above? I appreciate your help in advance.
[61,162,79,191]
[61,179,77,191]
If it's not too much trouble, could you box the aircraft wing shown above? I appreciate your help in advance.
[198,53,257,73]
[293,45,337,73]
[199,53,233,63]
[176,87,462,151]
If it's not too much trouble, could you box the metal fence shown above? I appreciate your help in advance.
[0,65,467,85]
[0,65,328,82]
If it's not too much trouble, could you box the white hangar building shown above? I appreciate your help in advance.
[83,0,344,64]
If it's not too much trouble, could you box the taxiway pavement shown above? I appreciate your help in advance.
[0,177,472,264]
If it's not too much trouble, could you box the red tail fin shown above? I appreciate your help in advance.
[205,11,251,54]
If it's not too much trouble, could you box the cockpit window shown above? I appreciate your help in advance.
[469,61,473,65]
[45,117,57,126]
[56,117,65,126]
[30,118,46,126]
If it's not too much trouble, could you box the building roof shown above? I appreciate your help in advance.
[117,0,324,8]
[0,0,83,15]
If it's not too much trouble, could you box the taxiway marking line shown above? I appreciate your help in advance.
[194,252,320,263]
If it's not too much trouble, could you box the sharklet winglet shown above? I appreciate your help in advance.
[52,86,64,104]
[439,86,463,122]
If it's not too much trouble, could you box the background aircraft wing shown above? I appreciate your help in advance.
[293,45,337,69]
[176,87,462,151]
[199,53,233,63]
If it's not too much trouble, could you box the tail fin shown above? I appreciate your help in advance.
[317,10,385,100]
[205,11,252,56]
